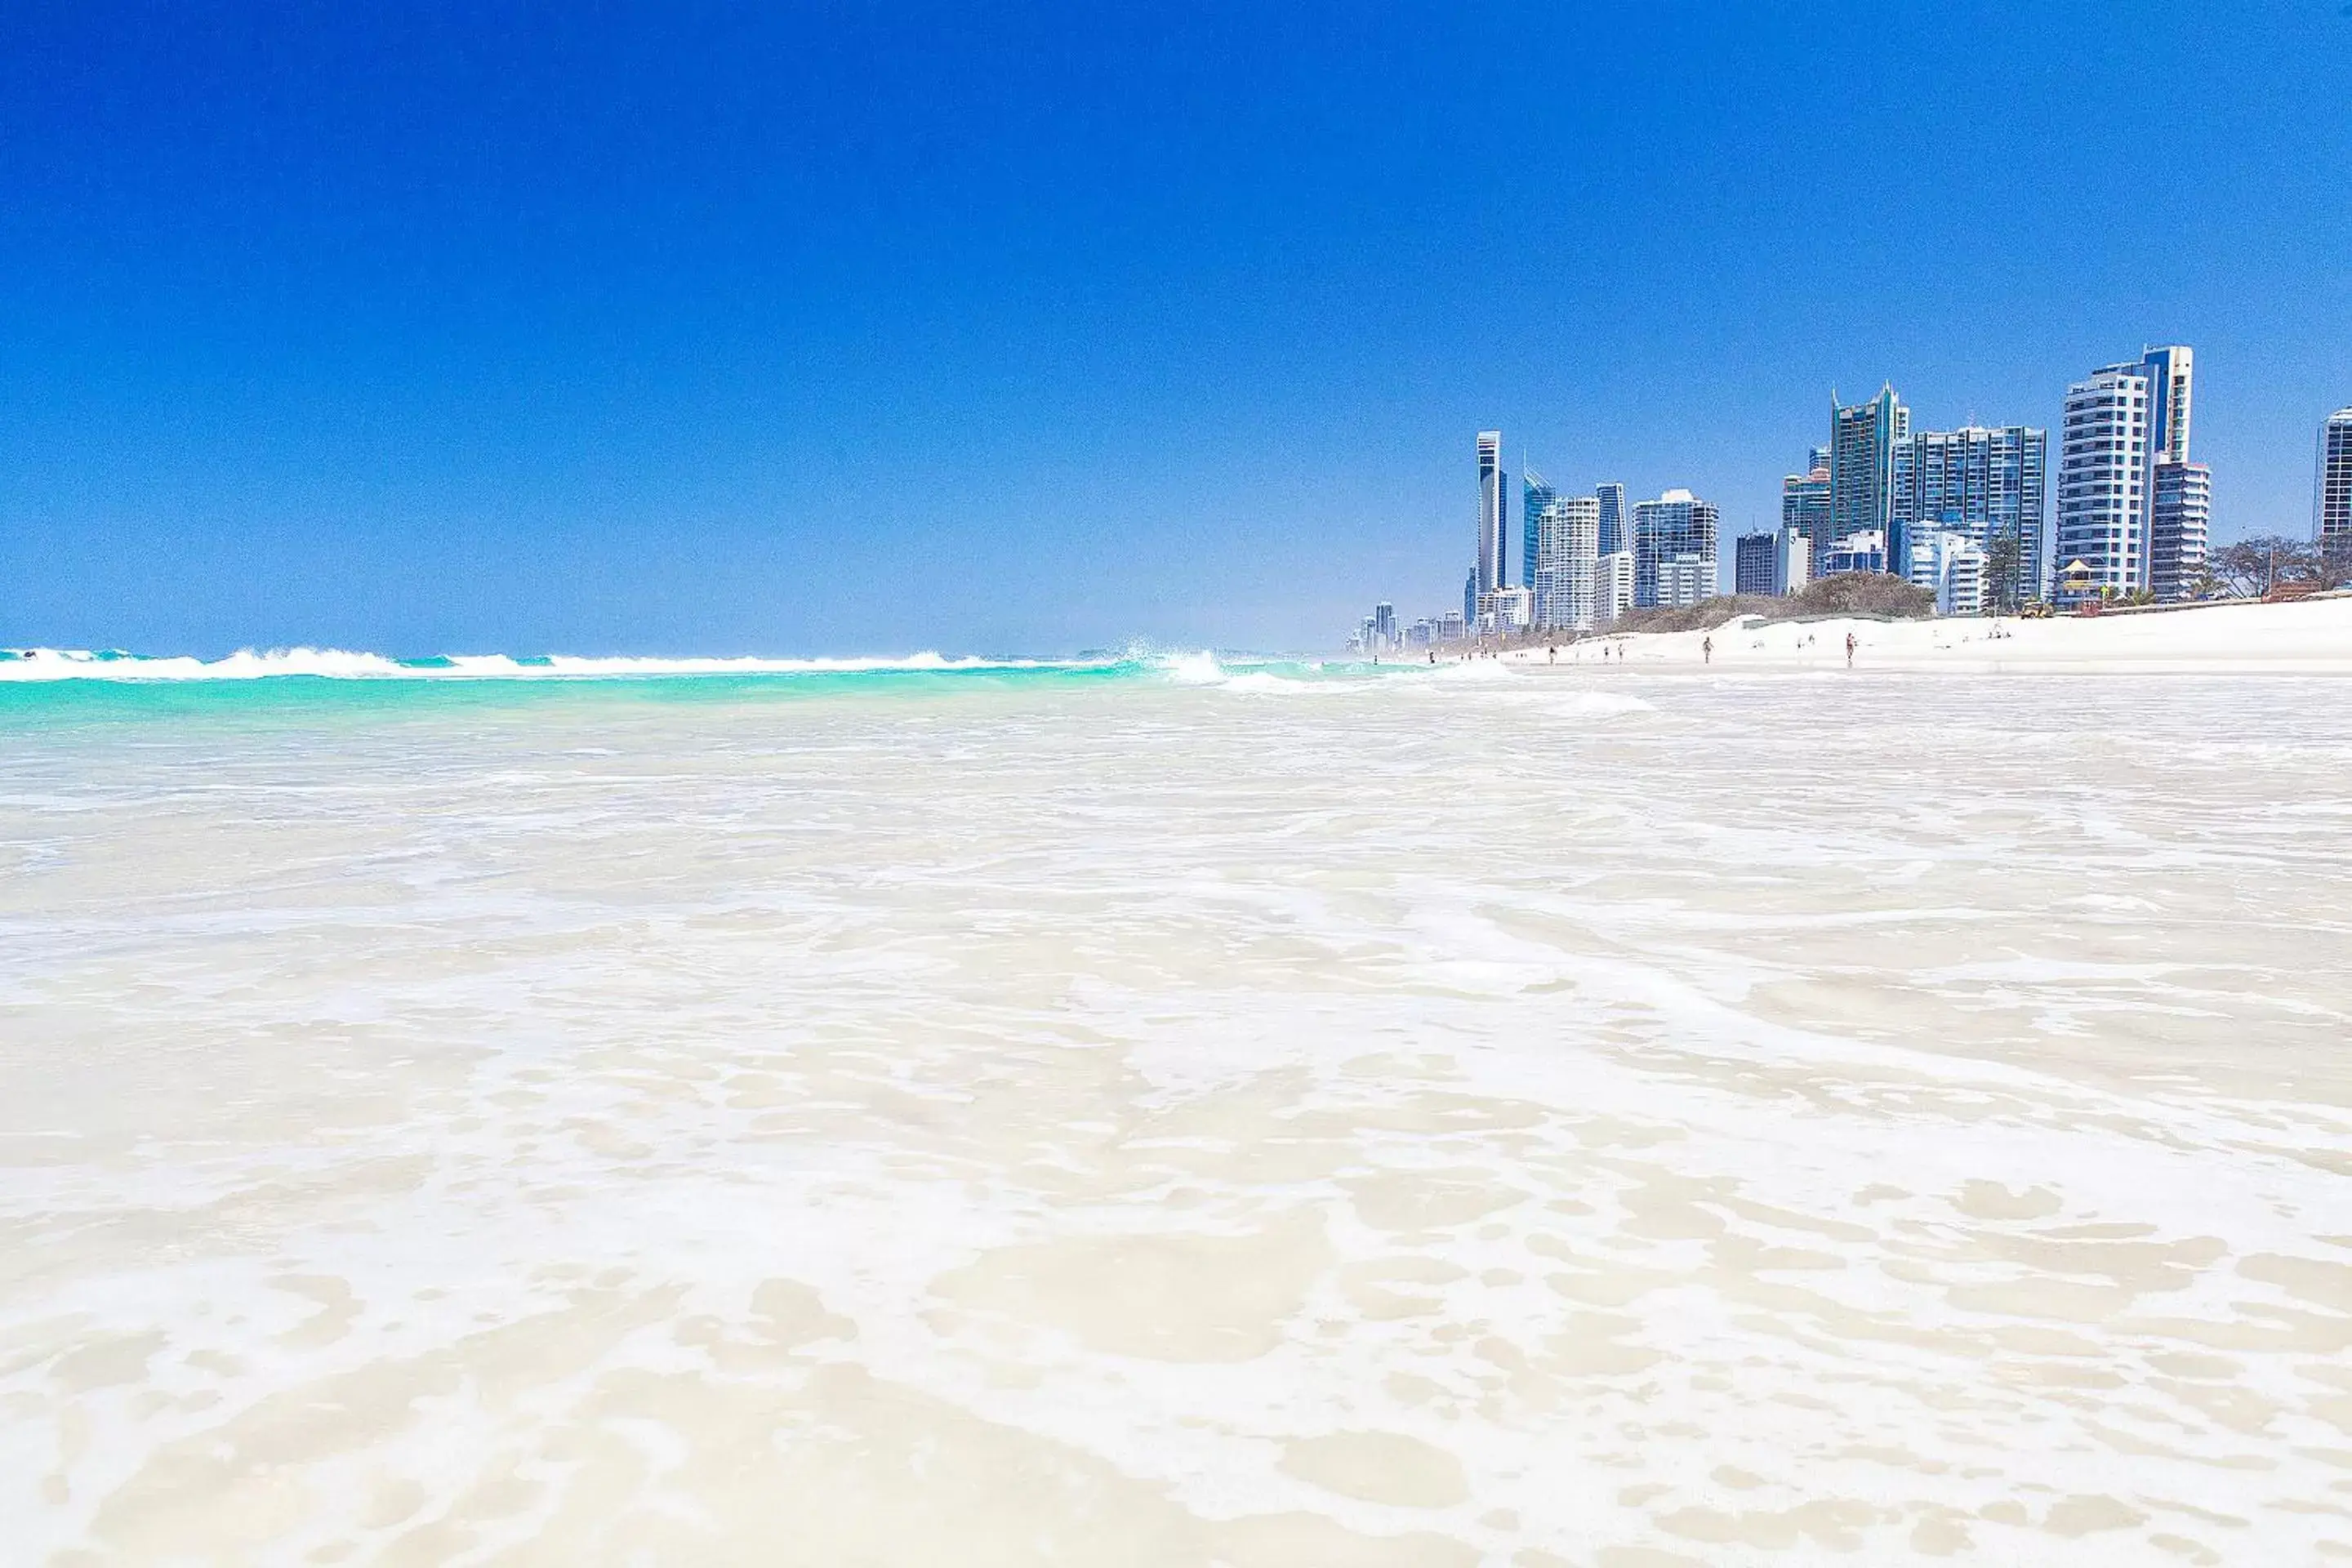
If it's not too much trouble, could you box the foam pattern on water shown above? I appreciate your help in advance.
[1,670,2349,1564]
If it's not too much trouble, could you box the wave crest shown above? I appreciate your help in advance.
[0,647,1080,683]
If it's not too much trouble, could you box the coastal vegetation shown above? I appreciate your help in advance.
[1603,572,1936,636]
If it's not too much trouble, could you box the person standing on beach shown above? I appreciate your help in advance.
[1702,635,1713,665]
[1845,631,1857,668]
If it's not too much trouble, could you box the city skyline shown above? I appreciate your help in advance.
[1365,334,2352,645]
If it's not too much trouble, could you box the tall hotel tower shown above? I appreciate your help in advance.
[2057,365,2151,599]
[2058,346,2197,600]
[1830,385,1909,558]
[2320,408,2352,565]
[1476,430,1505,598]
[1595,483,1628,558]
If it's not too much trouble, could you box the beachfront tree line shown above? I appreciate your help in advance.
[2198,536,2352,599]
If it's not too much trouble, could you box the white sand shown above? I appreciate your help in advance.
[1503,591,2352,673]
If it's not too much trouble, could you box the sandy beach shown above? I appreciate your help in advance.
[1501,591,2352,674]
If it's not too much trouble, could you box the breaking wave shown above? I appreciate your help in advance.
[0,647,1090,684]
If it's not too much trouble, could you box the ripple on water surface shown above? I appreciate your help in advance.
[1,669,2349,1564]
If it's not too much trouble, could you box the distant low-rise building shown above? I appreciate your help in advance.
[1437,611,1467,644]
[1477,586,1534,635]
[1655,554,1714,610]
[1908,530,1988,617]
[1820,529,1888,576]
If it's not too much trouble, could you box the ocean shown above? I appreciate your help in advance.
[3,653,2349,1564]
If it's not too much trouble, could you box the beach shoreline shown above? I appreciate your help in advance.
[1491,590,2352,674]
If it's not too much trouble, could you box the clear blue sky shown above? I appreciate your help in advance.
[2,2,2348,656]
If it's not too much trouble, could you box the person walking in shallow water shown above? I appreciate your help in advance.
[1845,630,1857,669]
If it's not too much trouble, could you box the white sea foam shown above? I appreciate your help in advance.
[0,646,1080,682]
[1156,649,1230,684]
[2,672,2346,1564]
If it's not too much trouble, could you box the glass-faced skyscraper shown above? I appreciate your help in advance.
[1521,469,1555,594]
[1631,489,1719,608]
[1892,425,2047,608]
[1594,483,1628,558]
[1830,385,1909,558]
[1476,431,1505,597]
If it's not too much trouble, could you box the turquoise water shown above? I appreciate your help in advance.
[0,651,1405,732]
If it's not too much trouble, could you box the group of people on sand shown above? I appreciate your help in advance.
[1542,642,1632,665]
[1440,628,1864,669]
[1538,628,1860,669]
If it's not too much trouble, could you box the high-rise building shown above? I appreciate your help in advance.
[1463,568,1478,629]
[1780,456,1832,549]
[2056,364,2153,603]
[1521,469,1555,594]
[1632,490,1720,608]
[1831,385,1909,557]
[1774,527,1811,595]
[1595,483,1629,558]
[2319,409,2352,564]
[1476,430,1506,597]
[1533,494,1601,631]
[2149,461,2212,601]
[2140,345,2195,592]
[1892,425,2047,609]
[2056,347,2197,601]
[1734,532,1777,597]
[1594,552,1635,626]
[1373,602,1397,647]
[2143,346,2194,470]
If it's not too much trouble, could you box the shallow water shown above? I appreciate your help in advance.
[3,663,2350,1565]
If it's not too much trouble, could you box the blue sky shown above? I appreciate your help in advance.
[2,1,2348,656]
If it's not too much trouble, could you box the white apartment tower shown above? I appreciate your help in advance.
[1476,430,1505,598]
[1594,552,1635,626]
[2058,346,2194,601]
[1533,494,1601,632]
[2056,365,2152,601]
